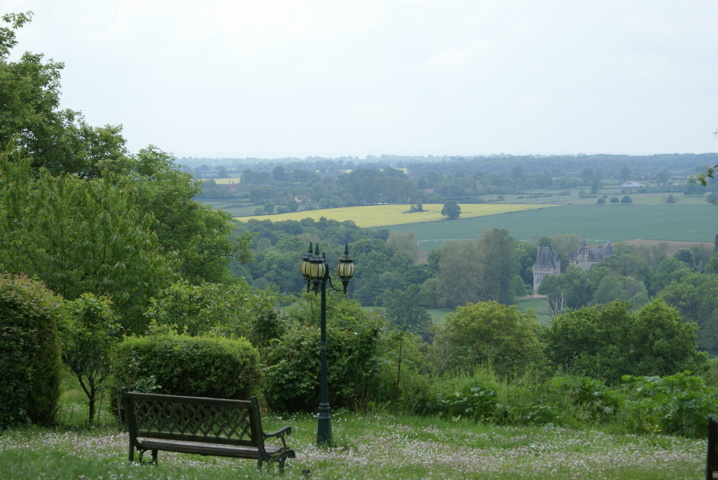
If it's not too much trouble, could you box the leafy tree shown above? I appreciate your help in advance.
[597,197,606,205]
[0,12,128,178]
[581,167,595,184]
[60,293,120,423]
[690,244,714,273]
[543,300,706,385]
[590,178,602,194]
[477,228,518,305]
[434,230,518,308]
[538,264,593,315]
[660,273,718,351]
[379,285,432,337]
[598,252,653,287]
[610,197,619,204]
[684,182,705,196]
[387,231,420,263]
[144,279,285,351]
[630,299,707,376]
[549,234,581,271]
[619,166,632,182]
[434,240,482,308]
[673,248,695,268]
[651,257,692,293]
[0,157,175,332]
[441,201,461,220]
[130,146,254,284]
[655,170,671,184]
[438,301,543,379]
[620,195,632,204]
[591,274,649,308]
[514,240,538,286]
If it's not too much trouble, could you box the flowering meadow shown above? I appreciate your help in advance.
[236,203,555,228]
[0,411,705,480]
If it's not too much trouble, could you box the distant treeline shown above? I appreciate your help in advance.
[192,153,718,210]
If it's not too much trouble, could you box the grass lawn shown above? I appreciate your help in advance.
[0,411,705,480]
[516,296,552,326]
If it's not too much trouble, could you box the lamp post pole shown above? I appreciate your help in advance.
[300,243,354,446]
[317,269,331,445]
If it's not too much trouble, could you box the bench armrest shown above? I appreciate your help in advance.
[264,426,292,448]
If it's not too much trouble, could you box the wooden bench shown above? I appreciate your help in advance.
[708,418,718,479]
[123,389,295,473]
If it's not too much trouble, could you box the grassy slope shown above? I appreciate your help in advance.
[0,414,704,480]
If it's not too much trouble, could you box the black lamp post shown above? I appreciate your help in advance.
[300,242,355,445]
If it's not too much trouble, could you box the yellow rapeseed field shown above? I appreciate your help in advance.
[236,203,556,228]
[212,178,241,185]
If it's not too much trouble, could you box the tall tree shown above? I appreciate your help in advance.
[544,300,706,384]
[441,201,461,220]
[439,301,543,379]
[0,12,128,178]
[434,229,519,307]
[130,146,254,284]
[0,156,175,332]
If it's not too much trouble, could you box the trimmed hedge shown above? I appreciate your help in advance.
[0,273,63,428]
[112,334,262,399]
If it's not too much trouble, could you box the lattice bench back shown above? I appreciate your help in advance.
[125,392,262,448]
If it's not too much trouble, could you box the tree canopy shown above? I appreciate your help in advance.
[543,299,707,384]
[0,12,252,332]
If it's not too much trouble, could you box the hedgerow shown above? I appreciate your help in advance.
[0,273,63,428]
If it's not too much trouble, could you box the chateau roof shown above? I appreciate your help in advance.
[534,246,560,268]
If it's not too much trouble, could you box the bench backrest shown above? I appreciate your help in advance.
[124,391,264,448]
[708,418,718,480]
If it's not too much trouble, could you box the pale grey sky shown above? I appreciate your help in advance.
[6,0,718,158]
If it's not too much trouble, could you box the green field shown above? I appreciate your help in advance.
[385,204,718,249]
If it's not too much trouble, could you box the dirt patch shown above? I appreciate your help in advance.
[619,239,714,257]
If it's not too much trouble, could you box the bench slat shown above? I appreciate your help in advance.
[135,439,286,459]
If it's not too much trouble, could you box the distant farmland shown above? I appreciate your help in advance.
[235,203,555,228]
[385,204,718,249]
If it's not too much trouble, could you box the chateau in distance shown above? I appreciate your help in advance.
[532,240,614,293]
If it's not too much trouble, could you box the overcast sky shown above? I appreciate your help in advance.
[6,0,718,159]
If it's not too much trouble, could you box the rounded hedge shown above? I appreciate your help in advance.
[112,334,262,399]
[0,273,63,428]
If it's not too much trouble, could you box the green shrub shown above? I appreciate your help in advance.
[551,376,621,424]
[112,333,262,399]
[619,372,718,437]
[440,381,498,422]
[0,273,63,428]
[143,280,286,350]
[263,295,384,413]
[263,325,319,413]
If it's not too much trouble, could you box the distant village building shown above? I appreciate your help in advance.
[620,181,644,188]
[532,246,561,293]
[571,239,614,270]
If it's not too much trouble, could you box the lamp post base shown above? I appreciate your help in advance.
[317,404,332,445]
